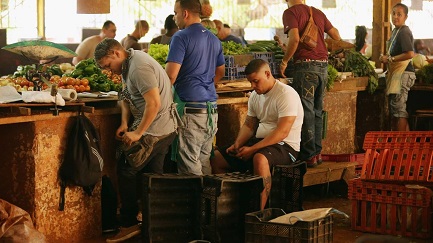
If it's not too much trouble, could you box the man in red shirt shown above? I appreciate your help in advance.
[279,0,341,168]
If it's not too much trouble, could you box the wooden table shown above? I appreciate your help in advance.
[303,161,358,187]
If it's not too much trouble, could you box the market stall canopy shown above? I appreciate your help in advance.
[1,40,77,61]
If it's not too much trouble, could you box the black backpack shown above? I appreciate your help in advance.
[58,113,104,211]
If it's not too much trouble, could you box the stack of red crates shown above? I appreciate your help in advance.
[349,131,433,239]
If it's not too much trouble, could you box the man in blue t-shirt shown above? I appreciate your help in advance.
[166,0,225,175]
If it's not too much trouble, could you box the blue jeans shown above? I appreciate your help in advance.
[291,61,327,161]
[177,112,218,175]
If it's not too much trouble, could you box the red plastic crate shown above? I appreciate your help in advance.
[348,178,433,239]
[360,131,433,183]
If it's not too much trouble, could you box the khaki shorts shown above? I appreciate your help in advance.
[388,71,415,118]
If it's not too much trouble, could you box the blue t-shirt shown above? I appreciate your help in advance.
[167,23,225,102]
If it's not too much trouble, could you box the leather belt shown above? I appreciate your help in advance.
[185,107,218,114]
[295,59,328,64]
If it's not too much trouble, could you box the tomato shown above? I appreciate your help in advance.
[78,85,85,93]
[81,78,89,86]
[75,79,81,86]
[85,85,91,91]
[66,77,75,85]
[20,80,29,87]
[66,84,74,90]
[58,81,64,87]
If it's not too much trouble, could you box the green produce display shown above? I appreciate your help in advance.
[247,40,283,54]
[13,64,36,77]
[415,63,433,84]
[327,64,338,91]
[221,41,250,55]
[329,49,378,93]
[148,44,169,68]
[71,58,121,92]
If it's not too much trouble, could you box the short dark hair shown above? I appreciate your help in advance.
[102,20,115,29]
[245,59,268,76]
[94,38,122,62]
[393,3,408,15]
[176,0,201,14]
[223,24,230,28]
[164,14,177,30]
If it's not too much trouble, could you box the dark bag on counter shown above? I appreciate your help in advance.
[300,7,318,50]
[58,113,104,211]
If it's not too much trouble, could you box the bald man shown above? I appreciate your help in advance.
[121,20,150,50]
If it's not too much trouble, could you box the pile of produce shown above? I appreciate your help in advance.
[328,49,378,93]
[69,58,122,92]
[222,41,250,55]
[148,44,169,68]
[415,62,433,84]
[247,40,284,55]
[0,59,122,92]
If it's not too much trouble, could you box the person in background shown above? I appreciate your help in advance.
[211,59,303,209]
[150,14,179,45]
[414,39,431,56]
[166,0,225,175]
[279,0,341,168]
[355,25,367,54]
[201,19,217,35]
[72,20,116,65]
[213,19,245,46]
[120,20,149,50]
[224,23,248,46]
[380,3,415,131]
[94,38,178,242]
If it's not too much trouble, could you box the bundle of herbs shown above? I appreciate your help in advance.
[328,49,378,93]
[415,63,433,84]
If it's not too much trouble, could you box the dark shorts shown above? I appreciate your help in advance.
[218,138,298,173]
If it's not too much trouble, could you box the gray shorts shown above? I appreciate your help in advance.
[388,71,415,118]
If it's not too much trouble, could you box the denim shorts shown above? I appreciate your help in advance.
[388,71,415,118]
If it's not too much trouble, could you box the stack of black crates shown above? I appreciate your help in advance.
[140,162,314,242]
[141,172,263,243]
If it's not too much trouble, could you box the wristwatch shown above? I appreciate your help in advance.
[389,56,395,63]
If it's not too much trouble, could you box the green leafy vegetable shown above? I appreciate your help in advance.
[329,49,378,93]
[148,44,169,68]
[327,64,338,91]
[221,41,250,55]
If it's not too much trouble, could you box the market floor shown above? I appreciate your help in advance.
[85,181,431,243]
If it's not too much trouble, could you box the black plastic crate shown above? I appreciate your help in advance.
[252,52,274,63]
[224,55,235,68]
[141,173,202,243]
[269,162,307,213]
[245,208,333,243]
[223,67,239,80]
[201,173,263,243]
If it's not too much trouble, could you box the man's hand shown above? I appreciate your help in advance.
[122,130,142,146]
[279,61,287,78]
[236,146,256,161]
[115,125,128,141]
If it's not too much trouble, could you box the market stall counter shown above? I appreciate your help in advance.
[0,98,121,242]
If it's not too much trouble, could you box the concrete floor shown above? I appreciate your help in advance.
[85,181,432,243]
